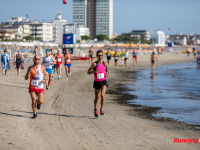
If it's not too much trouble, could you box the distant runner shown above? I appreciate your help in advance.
[1,48,10,75]
[55,49,63,79]
[193,48,197,59]
[114,50,119,69]
[132,48,138,66]
[42,50,56,90]
[151,52,158,70]
[187,47,191,57]
[124,49,129,66]
[121,49,125,66]
[25,55,48,119]
[157,47,161,57]
[64,49,73,80]
[106,48,111,68]
[196,54,200,67]
[89,47,94,67]
[14,50,24,76]
[87,50,109,118]
[51,48,56,79]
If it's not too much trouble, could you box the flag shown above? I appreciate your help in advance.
[63,0,67,4]
[168,28,171,30]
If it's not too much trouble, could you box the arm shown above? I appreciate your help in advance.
[25,66,31,80]
[42,58,44,65]
[87,63,98,75]
[105,62,109,77]
[22,54,24,61]
[70,54,73,60]
[52,57,56,65]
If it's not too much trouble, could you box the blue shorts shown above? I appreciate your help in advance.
[46,68,53,74]
[64,63,71,67]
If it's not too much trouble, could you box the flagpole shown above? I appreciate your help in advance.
[62,0,63,19]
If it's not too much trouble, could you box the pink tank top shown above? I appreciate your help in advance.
[94,62,106,82]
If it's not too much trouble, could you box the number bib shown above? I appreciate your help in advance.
[58,58,61,62]
[97,73,104,79]
[31,80,39,86]
[108,54,111,56]
[67,59,70,62]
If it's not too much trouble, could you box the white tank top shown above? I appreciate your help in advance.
[44,56,53,69]
[125,52,129,58]
[29,65,44,89]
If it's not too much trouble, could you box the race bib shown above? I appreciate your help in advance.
[67,59,70,62]
[31,80,39,86]
[115,57,118,60]
[97,73,104,79]
[108,54,111,56]
[58,58,61,62]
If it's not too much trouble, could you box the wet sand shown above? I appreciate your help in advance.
[0,53,199,150]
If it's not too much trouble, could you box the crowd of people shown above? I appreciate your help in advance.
[0,46,163,119]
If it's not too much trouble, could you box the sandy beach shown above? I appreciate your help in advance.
[0,53,199,150]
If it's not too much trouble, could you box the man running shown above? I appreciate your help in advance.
[157,47,161,57]
[64,49,73,80]
[106,48,111,68]
[55,48,63,79]
[25,55,48,119]
[121,49,125,66]
[132,48,138,66]
[51,48,57,79]
[114,50,119,69]
[42,50,56,90]
[89,47,94,67]
[193,48,197,59]
[151,52,158,70]
[87,50,109,118]
[124,49,129,66]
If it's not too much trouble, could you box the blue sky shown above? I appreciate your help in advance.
[0,0,199,35]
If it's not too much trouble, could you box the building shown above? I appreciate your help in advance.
[30,21,53,42]
[152,29,166,46]
[0,31,15,40]
[123,30,150,41]
[73,0,113,40]
[53,12,68,43]
[0,26,24,39]
[76,25,90,41]
[166,33,187,46]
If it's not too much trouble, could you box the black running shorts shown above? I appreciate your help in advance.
[93,80,108,89]
[107,56,111,60]
[52,64,57,69]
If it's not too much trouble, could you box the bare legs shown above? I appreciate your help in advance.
[30,92,43,114]
[94,85,106,110]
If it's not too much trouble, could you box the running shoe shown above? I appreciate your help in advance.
[46,86,49,90]
[37,103,41,110]
[94,109,98,118]
[57,71,59,74]
[100,109,104,115]
[32,113,37,119]
[69,73,71,76]
[48,81,51,86]
[66,77,68,80]
[58,76,60,80]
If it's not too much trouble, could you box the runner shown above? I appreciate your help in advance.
[114,50,119,69]
[193,48,197,59]
[157,47,161,57]
[106,48,111,68]
[14,50,24,76]
[25,55,48,119]
[1,48,10,75]
[151,52,158,70]
[42,50,56,90]
[132,48,138,66]
[55,48,63,79]
[89,47,94,67]
[64,49,73,80]
[121,49,125,66]
[87,50,109,118]
[124,49,129,66]
[50,48,57,79]
[34,46,38,56]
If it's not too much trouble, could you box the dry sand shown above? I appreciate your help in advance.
[0,53,199,150]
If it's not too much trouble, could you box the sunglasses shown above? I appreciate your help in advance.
[35,58,40,60]
[97,55,103,57]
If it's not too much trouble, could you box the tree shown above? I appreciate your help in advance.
[96,34,109,41]
[35,37,42,41]
[81,35,91,40]
[23,35,34,41]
